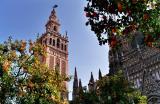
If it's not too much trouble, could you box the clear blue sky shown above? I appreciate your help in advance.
[0,0,109,100]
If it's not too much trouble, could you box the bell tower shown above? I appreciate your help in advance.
[39,7,69,92]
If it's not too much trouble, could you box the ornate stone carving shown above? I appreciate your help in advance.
[142,70,160,103]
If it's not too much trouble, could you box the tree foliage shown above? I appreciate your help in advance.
[0,37,69,104]
[96,70,147,104]
[84,0,160,48]
[78,70,147,104]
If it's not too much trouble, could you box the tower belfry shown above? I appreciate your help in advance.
[45,8,60,33]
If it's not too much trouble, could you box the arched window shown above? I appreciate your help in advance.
[45,39,47,44]
[53,39,55,46]
[61,44,63,50]
[57,38,60,48]
[64,45,67,51]
[43,39,47,45]
[49,38,52,45]
[54,26,57,31]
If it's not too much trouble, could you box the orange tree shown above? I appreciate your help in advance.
[84,0,160,48]
[0,37,69,104]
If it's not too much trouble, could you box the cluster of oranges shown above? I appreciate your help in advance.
[19,40,26,52]
[2,60,11,72]
[109,37,117,48]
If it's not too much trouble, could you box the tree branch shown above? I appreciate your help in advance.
[16,53,33,77]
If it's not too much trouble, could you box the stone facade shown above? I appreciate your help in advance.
[143,70,160,103]
[109,31,160,103]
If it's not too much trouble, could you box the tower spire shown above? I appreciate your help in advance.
[88,72,95,92]
[89,72,94,83]
[73,67,78,88]
[79,79,84,99]
[99,69,102,80]
[72,67,79,100]
[45,6,60,33]
[79,79,82,90]
[74,67,78,79]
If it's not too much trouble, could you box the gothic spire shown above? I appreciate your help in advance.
[72,67,79,101]
[73,67,78,88]
[99,69,102,80]
[79,79,84,96]
[89,72,94,84]
[88,72,95,92]
[79,79,82,89]
[74,67,78,79]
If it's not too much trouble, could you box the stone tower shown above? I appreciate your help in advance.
[39,8,68,75]
[39,8,69,98]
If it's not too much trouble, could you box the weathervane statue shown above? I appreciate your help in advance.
[53,4,58,9]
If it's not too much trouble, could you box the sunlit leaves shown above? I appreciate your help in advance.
[84,0,160,48]
[96,70,147,104]
[0,38,69,104]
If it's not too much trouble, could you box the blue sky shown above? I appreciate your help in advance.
[0,0,109,100]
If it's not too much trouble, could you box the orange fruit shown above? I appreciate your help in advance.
[111,40,117,47]
[112,28,117,33]
[147,42,152,47]
[2,60,10,72]
[143,13,149,20]
[118,2,122,12]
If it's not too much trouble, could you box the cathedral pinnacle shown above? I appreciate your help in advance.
[88,72,95,92]
[79,79,82,89]
[79,79,83,95]
[89,72,94,84]
[73,67,78,88]
[99,69,102,80]
[72,67,79,101]
[74,67,78,79]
